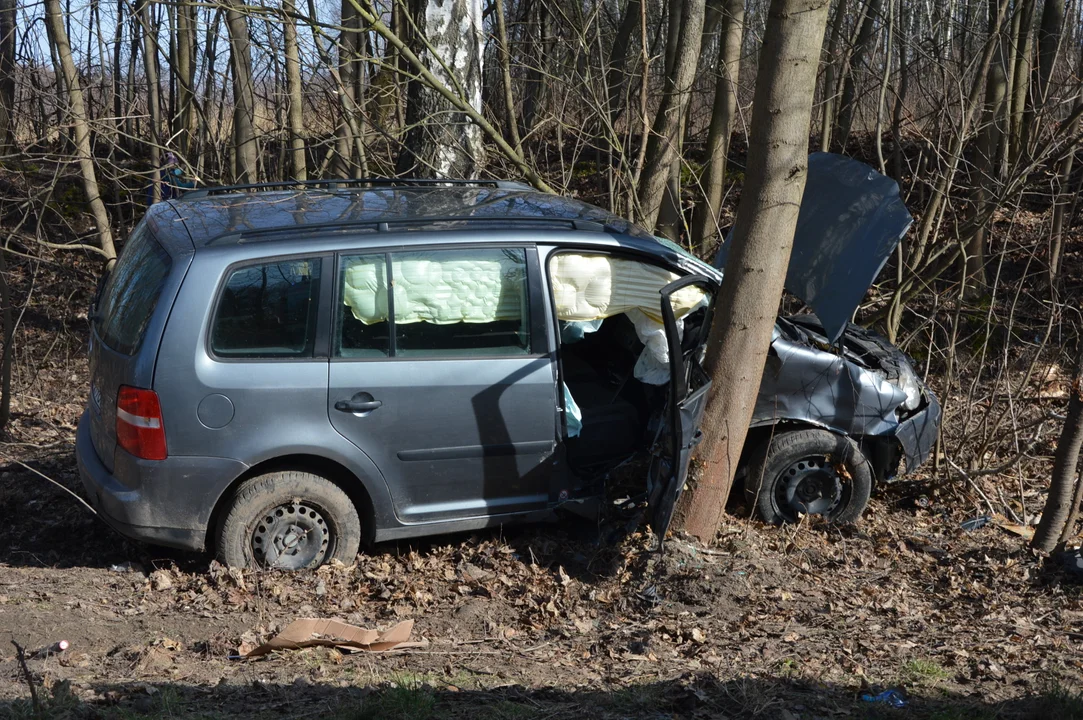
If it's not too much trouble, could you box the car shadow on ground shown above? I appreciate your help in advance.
[3,671,1081,719]
[0,443,649,581]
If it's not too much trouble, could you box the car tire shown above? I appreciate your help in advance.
[217,471,361,569]
[744,429,872,525]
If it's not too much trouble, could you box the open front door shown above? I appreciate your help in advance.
[647,274,718,542]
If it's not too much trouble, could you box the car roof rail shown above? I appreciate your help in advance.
[179,178,534,199]
[206,216,615,245]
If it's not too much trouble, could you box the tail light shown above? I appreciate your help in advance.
[116,386,167,460]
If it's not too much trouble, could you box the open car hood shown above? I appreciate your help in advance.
[714,153,912,344]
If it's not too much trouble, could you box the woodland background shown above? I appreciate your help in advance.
[0,0,1082,716]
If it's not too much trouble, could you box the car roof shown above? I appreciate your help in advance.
[164,183,649,247]
[142,181,721,280]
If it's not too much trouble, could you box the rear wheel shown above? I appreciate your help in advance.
[217,471,361,569]
[744,429,872,525]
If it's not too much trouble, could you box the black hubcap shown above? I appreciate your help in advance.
[775,455,844,520]
[251,502,331,569]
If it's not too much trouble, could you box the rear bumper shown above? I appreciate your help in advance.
[76,409,247,552]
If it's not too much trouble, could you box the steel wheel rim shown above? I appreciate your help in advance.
[251,501,331,569]
[773,455,844,521]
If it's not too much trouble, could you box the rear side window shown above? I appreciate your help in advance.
[96,224,172,356]
[336,248,531,358]
[211,258,322,358]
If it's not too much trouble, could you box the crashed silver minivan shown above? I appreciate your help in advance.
[76,156,937,569]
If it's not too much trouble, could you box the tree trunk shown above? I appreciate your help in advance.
[396,0,486,178]
[283,0,306,180]
[111,0,124,152]
[676,0,831,542]
[335,0,359,177]
[636,0,707,232]
[606,0,642,123]
[819,0,846,152]
[1048,50,1083,282]
[692,0,744,250]
[1033,350,1083,553]
[0,0,16,150]
[1006,0,1035,166]
[43,0,116,258]
[493,0,520,151]
[0,246,12,437]
[174,0,196,158]
[225,0,258,183]
[832,0,882,151]
[889,0,910,181]
[137,0,161,201]
[964,0,1009,293]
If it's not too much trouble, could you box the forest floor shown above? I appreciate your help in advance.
[1,231,1082,719]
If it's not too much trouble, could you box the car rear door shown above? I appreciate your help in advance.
[647,275,718,541]
[87,221,182,472]
[326,245,558,524]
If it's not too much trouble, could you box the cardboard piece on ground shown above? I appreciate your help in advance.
[991,514,1036,541]
[242,619,424,658]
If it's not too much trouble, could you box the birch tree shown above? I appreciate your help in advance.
[397,0,486,177]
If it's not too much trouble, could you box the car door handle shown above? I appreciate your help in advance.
[334,398,383,413]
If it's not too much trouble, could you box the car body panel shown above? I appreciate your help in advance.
[76,177,939,557]
[715,153,913,343]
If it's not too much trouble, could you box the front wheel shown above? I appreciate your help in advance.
[744,429,872,525]
[216,471,362,569]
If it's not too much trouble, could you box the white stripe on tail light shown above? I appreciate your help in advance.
[116,386,167,460]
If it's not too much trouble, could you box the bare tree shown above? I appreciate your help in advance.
[676,0,832,541]
[225,0,259,183]
[692,0,745,249]
[0,0,15,150]
[283,0,307,180]
[42,0,116,258]
[1033,345,1083,553]
[636,0,707,232]
[396,0,486,177]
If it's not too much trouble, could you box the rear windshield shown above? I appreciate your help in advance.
[95,223,172,355]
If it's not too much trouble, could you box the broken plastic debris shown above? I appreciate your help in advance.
[31,640,69,658]
[861,689,907,708]
[960,516,991,531]
[239,619,424,658]
[1060,547,1083,578]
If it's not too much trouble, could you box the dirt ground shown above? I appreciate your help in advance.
[1,254,1082,720]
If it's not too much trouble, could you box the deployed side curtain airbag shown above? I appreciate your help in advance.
[548,253,705,323]
[340,252,708,384]
[343,253,525,325]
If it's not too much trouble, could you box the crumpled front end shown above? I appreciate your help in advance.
[754,316,939,479]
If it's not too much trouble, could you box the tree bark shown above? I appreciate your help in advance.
[396,0,486,178]
[832,0,882,151]
[636,0,707,232]
[1048,50,1083,282]
[493,0,520,151]
[43,0,116,258]
[964,0,1009,293]
[225,0,259,183]
[137,0,162,201]
[335,0,360,177]
[0,0,16,150]
[819,0,846,152]
[174,0,197,158]
[1006,0,1035,166]
[1033,351,1083,553]
[675,0,831,541]
[692,0,744,250]
[0,247,12,437]
[283,0,307,180]
[606,0,642,123]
